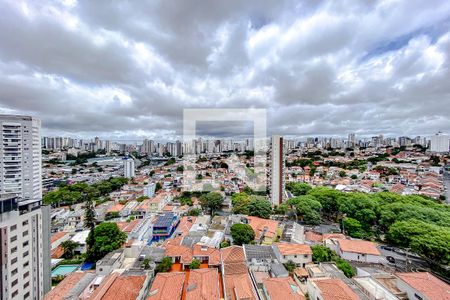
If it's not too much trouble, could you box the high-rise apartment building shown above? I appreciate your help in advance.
[123,157,135,179]
[430,132,450,153]
[0,114,50,300]
[0,115,42,202]
[1,195,51,300]
[271,135,285,205]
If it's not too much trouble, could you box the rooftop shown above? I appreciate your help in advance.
[396,272,450,300]
[335,239,381,256]
[313,278,360,300]
[147,272,185,300]
[263,277,305,300]
[275,242,312,255]
[185,268,220,300]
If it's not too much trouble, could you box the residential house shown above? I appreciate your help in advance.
[396,272,450,300]
[220,246,257,300]
[307,278,359,300]
[246,216,280,244]
[147,272,185,300]
[325,239,381,263]
[185,268,221,300]
[273,242,312,268]
[262,277,305,300]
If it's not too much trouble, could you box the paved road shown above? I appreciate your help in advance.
[444,178,450,204]
[377,246,430,272]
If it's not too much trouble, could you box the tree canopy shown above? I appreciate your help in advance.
[86,222,126,262]
[230,223,255,245]
[199,192,224,215]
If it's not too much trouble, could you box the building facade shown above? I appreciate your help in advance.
[0,115,42,201]
[430,132,450,153]
[271,135,285,205]
[0,195,51,300]
[123,158,135,179]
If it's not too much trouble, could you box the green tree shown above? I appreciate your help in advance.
[189,259,201,269]
[284,260,296,273]
[199,192,224,215]
[311,245,355,278]
[248,198,272,219]
[188,208,201,216]
[155,257,173,273]
[230,223,255,245]
[155,182,162,192]
[343,217,364,238]
[220,240,230,248]
[335,258,356,278]
[287,196,322,225]
[286,182,312,196]
[60,240,79,259]
[84,198,96,230]
[86,222,126,262]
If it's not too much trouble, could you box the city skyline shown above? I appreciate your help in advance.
[0,1,449,139]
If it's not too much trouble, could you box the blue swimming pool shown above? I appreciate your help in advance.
[51,264,79,277]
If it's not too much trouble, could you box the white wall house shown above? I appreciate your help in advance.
[325,238,381,264]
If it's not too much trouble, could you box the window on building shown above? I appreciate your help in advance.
[23,281,29,289]
[11,268,18,276]
[23,251,29,257]
[23,261,29,268]
[23,241,29,247]
[22,230,28,237]
[11,246,17,254]
[10,225,17,231]
[11,290,18,298]
[24,292,30,299]
[23,271,29,279]
[11,257,17,265]
[11,278,18,287]
[10,236,17,243]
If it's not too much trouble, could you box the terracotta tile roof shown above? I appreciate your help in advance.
[97,274,146,300]
[193,244,221,265]
[322,233,345,241]
[107,203,124,213]
[221,246,246,264]
[163,236,183,247]
[246,216,279,239]
[50,231,67,244]
[314,278,359,300]
[224,273,256,300]
[335,239,381,256]
[165,244,193,264]
[396,272,450,300]
[89,273,120,300]
[147,272,185,300]
[305,231,323,242]
[275,242,312,255]
[186,268,220,300]
[45,271,87,300]
[51,244,65,259]
[263,277,305,300]
[176,216,197,237]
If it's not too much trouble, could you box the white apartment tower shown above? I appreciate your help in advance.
[1,195,51,300]
[271,135,285,205]
[0,115,51,300]
[123,158,135,179]
[430,132,450,153]
[0,115,42,201]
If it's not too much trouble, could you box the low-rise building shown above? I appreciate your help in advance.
[396,272,450,300]
[273,242,312,267]
[325,238,381,263]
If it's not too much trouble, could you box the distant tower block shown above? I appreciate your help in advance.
[271,135,285,205]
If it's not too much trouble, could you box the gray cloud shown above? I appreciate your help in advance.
[0,0,449,140]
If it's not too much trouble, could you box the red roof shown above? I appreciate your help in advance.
[314,278,359,300]
[396,272,450,300]
[247,216,279,239]
[263,277,305,300]
[335,239,381,256]
[95,274,146,300]
[275,242,312,255]
[45,272,89,300]
[186,268,220,300]
[50,231,67,244]
[147,272,185,300]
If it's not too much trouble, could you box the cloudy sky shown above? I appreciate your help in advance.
[0,0,449,140]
